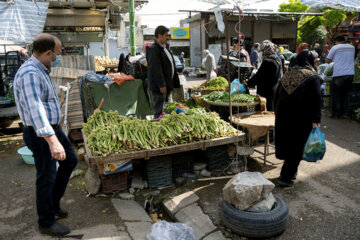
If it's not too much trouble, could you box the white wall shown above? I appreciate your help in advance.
[89,40,129,59]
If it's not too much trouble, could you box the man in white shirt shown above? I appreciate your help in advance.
[326,35,355,118]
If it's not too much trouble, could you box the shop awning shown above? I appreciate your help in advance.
[300,0,360,12]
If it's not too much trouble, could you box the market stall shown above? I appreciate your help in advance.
[81,107,245,194]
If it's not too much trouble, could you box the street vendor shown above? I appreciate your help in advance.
[13,33,78,237]
[147,25,180,119]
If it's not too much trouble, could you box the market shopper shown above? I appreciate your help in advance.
[274,50,321,187]
[204,49,217,80]
[147,25,180,119]
[289,42,310,68]
[13,33,77,236]
[246,40,282,111]
[250,43,260,69]
[326,35,355,119]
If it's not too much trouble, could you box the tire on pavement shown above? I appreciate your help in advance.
[220,195,290,238]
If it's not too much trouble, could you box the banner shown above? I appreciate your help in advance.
[0,0,49,44]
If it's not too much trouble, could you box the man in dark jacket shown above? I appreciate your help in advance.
[147,25,180,118]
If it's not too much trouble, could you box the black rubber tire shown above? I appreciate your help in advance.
[220,195,289,238]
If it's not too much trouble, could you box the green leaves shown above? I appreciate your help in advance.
[205,77,229,90]
[202,91,257,103]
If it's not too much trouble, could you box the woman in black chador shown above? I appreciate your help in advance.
[274,50,322,187]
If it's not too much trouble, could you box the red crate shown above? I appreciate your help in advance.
[100,171,128,193]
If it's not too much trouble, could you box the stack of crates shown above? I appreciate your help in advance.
[172,152,195,180]
[205,145,230,171]
[146,155,172,188]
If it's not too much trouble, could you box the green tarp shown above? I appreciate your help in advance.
[83,79,153,119]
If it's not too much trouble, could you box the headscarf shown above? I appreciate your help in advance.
[297,42,310,53]
[279,46,285,54]
[281,50,317,95]
[260,40,282,70]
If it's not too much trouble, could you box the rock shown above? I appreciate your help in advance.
[129,188,135,194]
[142,189,160,197]
[203,231,229,240]
[77,147,85,161]
[223,171,275,211]
[200,169,211,177]
[119,193,134,200]
[131,174,146,189]
[193,162,207,171]
[175,177,186,186]
[84,167,101,195]
[246,192,276,212]
[163,191,199,218]
[194,170,201,176]
[111,199,153,222]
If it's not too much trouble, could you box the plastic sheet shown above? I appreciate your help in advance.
[146,221,197,240]
[231,78,246,95]
[0,0,49,44]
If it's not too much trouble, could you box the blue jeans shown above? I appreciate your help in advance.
[331,75,353,117]
[23,126,78,227]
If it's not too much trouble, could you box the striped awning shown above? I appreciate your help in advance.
[301,0,360,12]
[0,0,49,44]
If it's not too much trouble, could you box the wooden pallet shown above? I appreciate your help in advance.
[83,133,245,167]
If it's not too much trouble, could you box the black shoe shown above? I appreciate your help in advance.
[277,176,294,187]
[292,171,297,180]
[55,208,68,218]
[39,222,70,236]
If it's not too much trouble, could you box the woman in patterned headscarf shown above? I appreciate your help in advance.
[289,42,311,68]
[247,40,282,111]
[274,50,321,187]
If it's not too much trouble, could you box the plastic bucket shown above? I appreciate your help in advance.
[17,146,35,165]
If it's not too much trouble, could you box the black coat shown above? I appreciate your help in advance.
[274,75,321,160]
[147,41,180,92]
[247,58,281,111]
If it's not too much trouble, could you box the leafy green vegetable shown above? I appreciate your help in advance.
[82,110,240,156]
[202,91,257,103]
[205,77,229,90]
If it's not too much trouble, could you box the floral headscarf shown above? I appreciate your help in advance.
[260,40,282,68]
[297,42,310,53]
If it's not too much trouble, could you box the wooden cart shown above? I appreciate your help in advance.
[83,133,245,194]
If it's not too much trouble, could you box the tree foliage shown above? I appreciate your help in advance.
[278,0,309,13]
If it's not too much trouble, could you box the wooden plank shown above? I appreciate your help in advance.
[86,134,245,166]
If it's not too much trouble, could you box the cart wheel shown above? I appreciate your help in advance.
[85,166,101,195]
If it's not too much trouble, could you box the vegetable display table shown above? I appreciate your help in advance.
[83,133,245,194]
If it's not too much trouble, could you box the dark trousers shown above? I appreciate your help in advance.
[331,75,353,117]
[152,90,172,119]
[280,158,301,181]
[23,127,78,227]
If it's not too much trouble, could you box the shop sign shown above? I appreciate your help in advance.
[171,27,190,39]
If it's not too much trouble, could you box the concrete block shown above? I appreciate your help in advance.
[111,199,152,222]
[203,231,229,240]
[125,222,152,240]
[175,204,216,240]
[163,191,199,218]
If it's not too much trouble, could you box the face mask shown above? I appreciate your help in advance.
[51,55,61,67]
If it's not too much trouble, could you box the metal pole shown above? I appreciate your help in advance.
[104,6,110,57]
[129,0,136,56]
[225,13,232,122]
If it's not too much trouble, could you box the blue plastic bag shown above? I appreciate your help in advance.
[302,127,326,162]
[230,78,246,95]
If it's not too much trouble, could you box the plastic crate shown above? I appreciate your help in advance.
[147,168,172,188]
[146,156,172,172]
[100,171,128,193]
